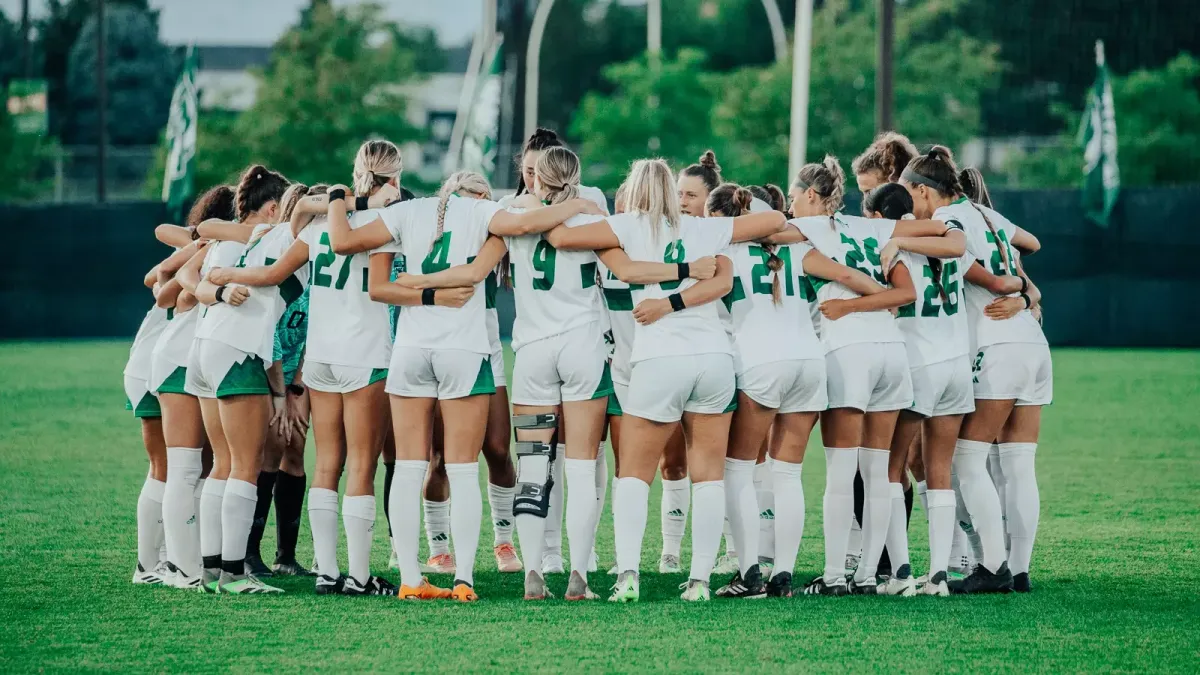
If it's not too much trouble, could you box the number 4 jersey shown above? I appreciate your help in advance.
[792,214,905,352]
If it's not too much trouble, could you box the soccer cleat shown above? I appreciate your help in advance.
[218,571,284,594]
[949,562,1014,595]
[397,577,452,600]
[716,564,767,599]
[766,571,793,598]
[844,553,862,576]
[850,577,879,595]
[565,571,599,601]
[343,575,397,596]
[421,553,456,575]
[132,562,168,585]
[713,553,739,575]
[200,568,221,594]
[802,575,850,596]
[679,579,711,602]
[524,570,552,600]
[450,581,478,602]
[758,557,774,579]
[541,551,565,575]
[245,554,274,580]
[494,543,522,573]
[919,570,950,597]
[272,558,315,577]
[658,554,683,574]
[1013,572,1032,593]
[314,574,344,595]
[877,564,917,596]
[163,562,200,590]
[608,571,640,602]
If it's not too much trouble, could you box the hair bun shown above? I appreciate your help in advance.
[699,150,720,171]
[928,145,953,161]
[533,127,558,143]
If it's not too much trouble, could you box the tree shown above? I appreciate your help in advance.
[570,49,721,190]
[1012,53,1200,188]
[0,100,58,201]
[0,9,24,89]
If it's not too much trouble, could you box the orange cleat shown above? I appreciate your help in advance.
[450,582,479,602]
[494,543,522,573]
[421,553,456,575]
[397,577,452,600]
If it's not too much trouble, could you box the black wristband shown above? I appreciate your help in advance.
[189,225,200,241]
[668,293,686,312]
[677,262,690,280]
[328,188,346,202]
[1020,293,1032,309]
[355,196,370,212]
[1019,276,1029,293]
[215,285,226,303]
[422,288,436,306]
[286,383,305,396]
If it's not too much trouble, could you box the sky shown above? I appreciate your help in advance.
[0,0,483,46]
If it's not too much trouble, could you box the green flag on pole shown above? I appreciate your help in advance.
[460,35,504,181]
[162,45,198,222]
[1079,40,1119,228]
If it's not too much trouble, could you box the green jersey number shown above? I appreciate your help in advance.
[531,239,557,291]
[422,233,453,274]
[985,229,1016,276]
[660,240,686,291]
[899,260,961,318]
[841,234,886,284]
[748,245,795,297]
[313,232,354,290]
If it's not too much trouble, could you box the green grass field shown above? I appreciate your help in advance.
[1,342,1198,673]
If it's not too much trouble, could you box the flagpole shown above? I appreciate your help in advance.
[788,0,814,183]
[96,0,108,203]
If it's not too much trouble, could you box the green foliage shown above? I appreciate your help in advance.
[571,49,721,190]
[0,9,25,89]
[66,5,176,146]
[1012,53,1200,188]
[0,102,58,201]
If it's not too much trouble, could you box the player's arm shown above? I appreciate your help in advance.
[800,249,886,296]
[487,199,605,236]
[155,224,195,248]
[819,260,917,320]
[632,255,735,325]
[367,251,474,308]
[394,237,507,289]
[544,220,620,251]
[210,239,309,288]
[596,248,717,284]
[197,219,255,244]
[730,211,787,243]
[964,261,1024,295]
[143,265,159,289]
[1013,227,1040,255]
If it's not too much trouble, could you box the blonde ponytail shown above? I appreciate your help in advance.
[433,171,492,249]
[353,140,402,196]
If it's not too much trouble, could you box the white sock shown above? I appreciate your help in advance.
[614,477,650,573]
[822,447,858,581]
[855,448,891,582]
[423,498,451,557]
[199,479,225,569]
[515,450,549,575]
[564,458,597,576]
[342,494,376,584]
[220,479,257,569]
[446,462,482,586]
[544,450,565,557]
[952,439,1007,573]
[609,475,619,550]
[883,482,911,574]
[136,477,166,570]
[591,449,608,558]
[193,478,205,534]
[951,471,982,567]
[999,442,1039,575]
[688,480,726,582]
[487,484,515,546]
[926,489,956,575]
[755,459,775,562]
[847,517,864,559]
[308,487,340,579]
[724,458,758,576]
[390,461,427,588]
[916,480,929,513]
[723,520,737,556]
[660,477,690,557]
[770,459,804,577]
[162,447,202,577]
[988,442,1009,551]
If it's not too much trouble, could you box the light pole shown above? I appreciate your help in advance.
[876,0,895,133]
[788,0,814,183]
[97,0,108,203]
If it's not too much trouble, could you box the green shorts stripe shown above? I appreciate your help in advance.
[606,389,624,417]
[723,390,739,414]
[590,362,614,401]
[157,366,189,395]
[468,357,497,397]
[369,368,389,385]
[131,392,162,418]
[216,356,271,398]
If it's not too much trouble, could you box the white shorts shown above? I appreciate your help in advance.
[972,343,1053,406]
[486,309,507,388]
[185,338,271,399]
[386,347,495,400]
[908,356,975,417]
[737,359,827,414]
[625,353,736,423]
[512,324,612,406]
[302,361,387,394]
[825,342,913,412]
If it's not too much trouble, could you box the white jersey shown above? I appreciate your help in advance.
[895,250,972,368]
[197,224,309,362]
[722,240,824,372]
[298,211,395,368]
[194,240,245,333]
[598,261,637,386]
[945,200,1047,350]
[379,196,500,355]
[792,214,905,351]
[606,212,734,364]
[506,212,606,351]
[151,305,199,371]
[498,185,609,214]
[124,305,170,380]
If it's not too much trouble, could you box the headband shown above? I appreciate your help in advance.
[900,167,946,193]
[793,179,810,191]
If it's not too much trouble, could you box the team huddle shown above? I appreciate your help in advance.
[124,126,1049,602]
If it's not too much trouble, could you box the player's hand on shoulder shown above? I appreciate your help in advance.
[226,286,251,306]
[633,298,671,326]
[437,287,475,308]
[689,256,717,280]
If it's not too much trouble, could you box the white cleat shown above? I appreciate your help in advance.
[132,561,170,585]
[541,551,565,575]
[879,576,918,596]
[658,554,682,574]
[679,579,711,602]
[712,553,739,575]
[163,562,200,590]
[920,571,951,596]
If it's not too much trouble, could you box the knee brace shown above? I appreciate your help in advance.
[512,413,559,519]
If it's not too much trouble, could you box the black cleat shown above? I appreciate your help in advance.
[949,562,1014,594]
[273,557,316,577]
[343,575,398,596]
[1012,572,1032,593]
[315,574,345,595]
[849,577,879,595]
[802,575,850,596]
[244,554,274,579]
[715,564,767,599]
[766,571,793,598]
